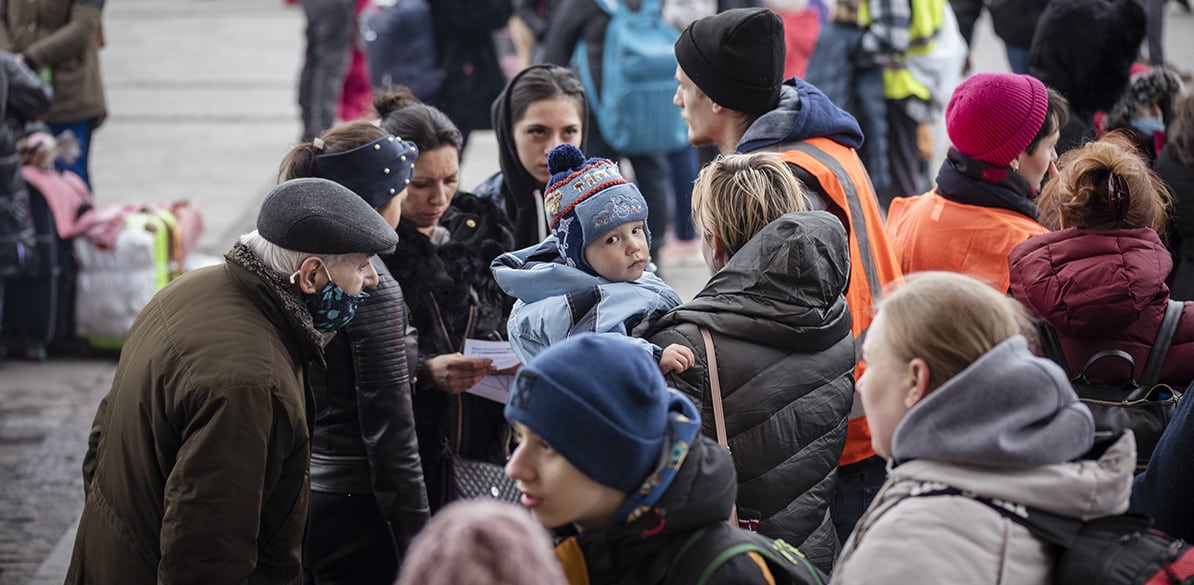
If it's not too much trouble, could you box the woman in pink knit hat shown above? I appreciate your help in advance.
[885,72,1069,293]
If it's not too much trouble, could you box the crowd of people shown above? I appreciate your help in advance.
[3,0,1188,584]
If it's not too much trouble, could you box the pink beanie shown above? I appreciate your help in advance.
[946,73,1050,167]
[395,500,566,585]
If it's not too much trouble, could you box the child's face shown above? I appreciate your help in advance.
[583,221,648,282]
[505,423,627,531]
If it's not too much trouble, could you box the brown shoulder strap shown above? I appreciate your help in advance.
[699,327,728,449]
[699,326,737,526]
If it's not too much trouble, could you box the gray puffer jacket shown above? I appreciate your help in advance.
[647,211,854,574]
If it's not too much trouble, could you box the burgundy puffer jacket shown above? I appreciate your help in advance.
[1009,227,1194,387]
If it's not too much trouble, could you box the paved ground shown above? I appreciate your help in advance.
[1,1,1193,584]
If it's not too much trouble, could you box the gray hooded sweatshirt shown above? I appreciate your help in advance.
[832,336,1135,585]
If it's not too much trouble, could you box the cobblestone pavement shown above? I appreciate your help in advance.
[0,360,116,585]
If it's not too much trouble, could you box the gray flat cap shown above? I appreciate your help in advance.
[258,178,399,255]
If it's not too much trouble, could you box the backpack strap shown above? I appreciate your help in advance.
[1138,300,1184,390]
[906,485,1082,549]
[664,523,826,585]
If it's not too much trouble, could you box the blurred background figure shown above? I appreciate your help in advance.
[1098,63,1184,164]
[297,0,355,141]
[0,0,107,189]
[1160,94,1194,300]
[427,0,513,147]
[1028,0,1146,154]
[336,0,373,122]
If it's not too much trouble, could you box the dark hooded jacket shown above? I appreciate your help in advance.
[1159,146,1194,300]
[383,192,516,510]
[306,257,430,559]
[735,78,864,227]
[556,434,779,585]
[427,0,511,135]
[477,64,588,249]
[1028,0,1146,153]
[1009,227,1194,387]
[0,51,52,278]
[648,212,855,574]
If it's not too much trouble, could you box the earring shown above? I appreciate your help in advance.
[1010,160,1020,173]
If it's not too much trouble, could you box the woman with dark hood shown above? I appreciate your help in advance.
[474,64,586,249]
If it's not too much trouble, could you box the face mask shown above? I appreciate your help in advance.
[291,262,369,332]
[1130,116,1166,136]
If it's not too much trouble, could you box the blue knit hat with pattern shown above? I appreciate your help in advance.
[504,334,675,493]
[542,144,650,273]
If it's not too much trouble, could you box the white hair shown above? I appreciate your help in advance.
[238,230,347,275]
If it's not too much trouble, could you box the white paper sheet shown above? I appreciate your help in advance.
[463,339,521,371]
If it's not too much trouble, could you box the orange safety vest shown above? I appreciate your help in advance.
[886,190,1048,293]
[777,138,904,466]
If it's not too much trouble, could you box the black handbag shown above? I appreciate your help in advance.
[1038,300,1185,470]
[448,455,520,502]
[445,393,519,503]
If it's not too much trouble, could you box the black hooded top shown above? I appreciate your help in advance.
[477,64,589,249]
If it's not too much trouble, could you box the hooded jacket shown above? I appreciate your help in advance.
[832,336,1133,585]
[480,64,589,249]
[1028,0,1146,153]
[735,79,902,468]
[555,434,777,585]
[647,212,855,573]
[307,257,429,559]
[492,236,682,364]
[66,243,325,585]
[1009,227,1194,386]
[0,52,52,278]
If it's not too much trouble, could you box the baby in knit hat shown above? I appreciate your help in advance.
[492,144,694,373]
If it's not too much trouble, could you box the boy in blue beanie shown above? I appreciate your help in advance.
[492,144,693,373]
[503,334,780,585]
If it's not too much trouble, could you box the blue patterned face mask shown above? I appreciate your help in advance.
[291,262,368,332]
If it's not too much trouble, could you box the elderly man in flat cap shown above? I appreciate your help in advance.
[64,177,400,585]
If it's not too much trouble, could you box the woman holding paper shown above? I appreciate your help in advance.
[374,87,519,511]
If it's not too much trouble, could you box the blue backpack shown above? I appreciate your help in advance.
[573,0,690,156]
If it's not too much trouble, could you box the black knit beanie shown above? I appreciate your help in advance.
[674,8,785,115]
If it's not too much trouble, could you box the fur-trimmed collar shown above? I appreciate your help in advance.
[225,242,326,354]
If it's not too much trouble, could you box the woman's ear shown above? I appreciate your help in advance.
[710,235,730,272]
[904,357,930,408]
[294,257,325,295]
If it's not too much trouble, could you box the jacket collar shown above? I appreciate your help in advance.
[935,148,1040,220]
[224,242,326,367]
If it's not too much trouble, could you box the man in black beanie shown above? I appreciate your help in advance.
[673,5,904,568]
[65,178,400,585]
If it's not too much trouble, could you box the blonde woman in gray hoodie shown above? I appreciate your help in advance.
[833,271,1135,585]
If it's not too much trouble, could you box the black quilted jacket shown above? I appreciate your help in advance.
[307,258,429,556]
[647,212,855,574]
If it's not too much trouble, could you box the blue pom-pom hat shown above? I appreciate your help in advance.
[542,144,650,273]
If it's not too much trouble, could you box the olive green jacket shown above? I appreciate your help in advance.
[65,244,325,585]
[0,0,106,122]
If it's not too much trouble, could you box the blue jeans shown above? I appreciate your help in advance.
[805,23,891,196]
[667,146,698,241]
[47,119,99,190]
[1005,45,1031,75]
